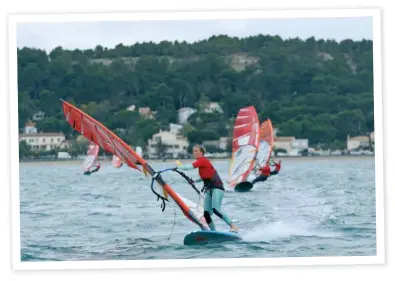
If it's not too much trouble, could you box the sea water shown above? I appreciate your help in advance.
[18,157,377,261]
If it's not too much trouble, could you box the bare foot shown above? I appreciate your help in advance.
[230,223,239,233]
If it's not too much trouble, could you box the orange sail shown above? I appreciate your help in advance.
[61,99,207,230]
[255,119,274,169]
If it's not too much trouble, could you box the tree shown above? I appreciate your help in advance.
[17,35,373,149]
[35,117,61,133]
[135,119,160,143]
[38,89,58,116]
[19,140,31,159]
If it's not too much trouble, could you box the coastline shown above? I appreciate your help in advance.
[18,154,375,166]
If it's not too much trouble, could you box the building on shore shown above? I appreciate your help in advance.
[202,137,230,151]
[147,131,189,159]
[347,132,374,151]
[273,136,309,156]
[19,121,69,151]
[203,102,223,114]
[177,107,197,124]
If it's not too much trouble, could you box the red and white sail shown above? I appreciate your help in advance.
[255,119,274,174]
[228,106,260,188]
[83,142,100,173]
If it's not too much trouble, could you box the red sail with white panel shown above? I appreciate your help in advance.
[228,106,260,188]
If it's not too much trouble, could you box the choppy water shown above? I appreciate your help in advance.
[19,157,377,261]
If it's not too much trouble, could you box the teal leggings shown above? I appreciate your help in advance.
[204,188,233,231]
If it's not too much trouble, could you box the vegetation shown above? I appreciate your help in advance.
[18,34,374,152]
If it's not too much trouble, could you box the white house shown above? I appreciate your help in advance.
[177,107,197,124]
[19,132,66,151]
[126,105,136,111]
[347,135,370,151]
[273,137,294,153]
[147,131,189,158]
[273,136,309,155]
[202,137,230,151]
[19,121,68,151]
[219,137,230,150]
[204,102,223,114]
[169,123,183,135]
[24,120,38,134]
[291,139,309,150]
[289,138,309,156]
[59,140,72,150]
[139,107,155,119]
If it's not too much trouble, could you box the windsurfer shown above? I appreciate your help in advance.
[251,160,281,185]
[176,144,239,233]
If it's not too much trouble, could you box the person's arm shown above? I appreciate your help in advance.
[177,158,204,170]
[270,161,281,175]
[177,164,195,170]
[176,161,203,183]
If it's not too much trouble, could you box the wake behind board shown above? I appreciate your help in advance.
[234,181,254,192]
[184,230,241,245]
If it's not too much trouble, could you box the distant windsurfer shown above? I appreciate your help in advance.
[84,162,101,175]
[251,160,281,185]
[176,144,239,233]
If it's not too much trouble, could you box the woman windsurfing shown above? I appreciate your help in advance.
[176,144,239,233]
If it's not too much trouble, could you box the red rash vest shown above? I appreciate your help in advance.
[192,156,223,186]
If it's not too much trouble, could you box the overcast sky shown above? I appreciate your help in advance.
[16,17,373,52]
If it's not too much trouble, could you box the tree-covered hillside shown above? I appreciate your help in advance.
[17,34,374,150]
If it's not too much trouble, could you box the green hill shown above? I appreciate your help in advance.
[17,34,374,150]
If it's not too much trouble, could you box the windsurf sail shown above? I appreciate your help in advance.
[83,142,100,173]
[228,106,260,188]
[254,119,274,173]
[112,155,123,168]
[178,194,207,227]
[61,99,208,231]
[154,168,208,229]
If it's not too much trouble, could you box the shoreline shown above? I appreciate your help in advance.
[19,154,375,165]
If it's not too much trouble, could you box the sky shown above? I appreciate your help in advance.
[16,17,373,52]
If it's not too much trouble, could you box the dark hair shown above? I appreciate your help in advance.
[193,144,206,155]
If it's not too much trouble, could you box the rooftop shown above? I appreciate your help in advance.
[274,136,295,142]
[20,132,65,137]
[25,120,36,127]
[348,136,370,141]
